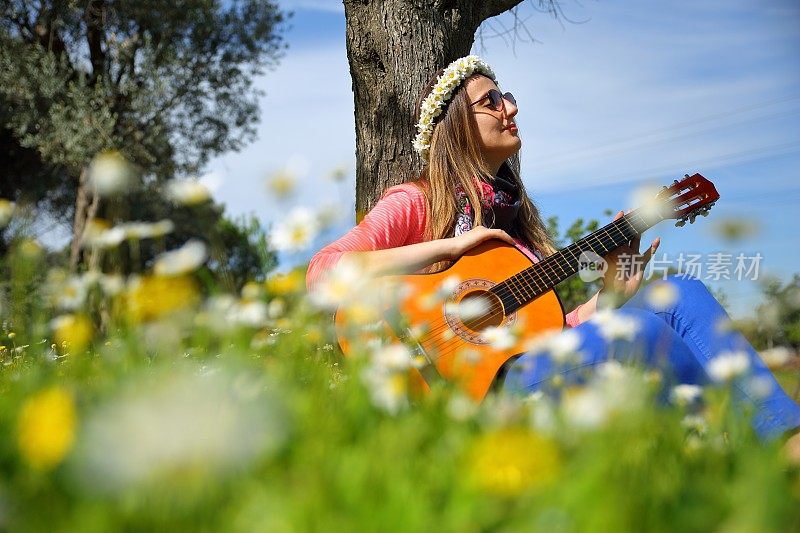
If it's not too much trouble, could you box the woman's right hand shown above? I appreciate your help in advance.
[447,226,517,259]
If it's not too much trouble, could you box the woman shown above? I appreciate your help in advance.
[306,56,800,447]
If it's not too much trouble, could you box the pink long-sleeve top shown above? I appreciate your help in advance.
[306,182,583,328]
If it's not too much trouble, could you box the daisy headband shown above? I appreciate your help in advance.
[413,55,496,161]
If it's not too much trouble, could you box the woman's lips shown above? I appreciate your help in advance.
[505,124,518,133]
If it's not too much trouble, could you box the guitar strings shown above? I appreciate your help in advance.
[418,211,648,360]
[419,212,643,356]
[422,213,644,360]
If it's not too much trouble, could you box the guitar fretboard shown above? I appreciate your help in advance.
[490,210,654,314]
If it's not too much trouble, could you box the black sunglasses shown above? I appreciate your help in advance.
[469,89,516,111]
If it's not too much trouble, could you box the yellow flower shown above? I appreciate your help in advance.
[51,314,93,352]
[265,270,304,295]
[0,198,15,228]
[18,387,77,470]
[125,274,199,323]
[19,239,43,258]
[467,428,562,496]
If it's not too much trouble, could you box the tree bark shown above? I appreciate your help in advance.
[69,167,90,272]
[344,0,526,218]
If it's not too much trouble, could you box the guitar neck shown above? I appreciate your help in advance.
[493,209,656,314]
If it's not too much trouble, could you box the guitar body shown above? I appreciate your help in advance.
[335,240,565,401]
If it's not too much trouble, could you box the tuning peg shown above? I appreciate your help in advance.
[684,174,690,178]
[700,210,709,217]
[689,214,697,224]
[673,179,679,186]
[675,218,686,227]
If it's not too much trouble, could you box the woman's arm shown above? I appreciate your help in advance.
[343,226,517,278]
[307,184,515,290]
[575,291,600,323]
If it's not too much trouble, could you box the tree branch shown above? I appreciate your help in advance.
[84,0,107,84]
[478,0,526,22]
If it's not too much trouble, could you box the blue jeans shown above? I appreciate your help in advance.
[503,275,800,439]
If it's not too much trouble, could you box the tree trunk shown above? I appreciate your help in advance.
[69,167,90,271]
[344,0,481,218]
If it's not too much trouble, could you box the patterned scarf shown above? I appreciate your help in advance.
[454,174,521,236]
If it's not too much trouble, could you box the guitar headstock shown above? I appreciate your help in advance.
[655,173,720,227]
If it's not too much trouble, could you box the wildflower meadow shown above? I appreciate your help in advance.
[1,154,800,532]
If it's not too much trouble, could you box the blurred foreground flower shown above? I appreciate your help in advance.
[480,326,517,350]
[759,346,792,369]
[670,384,703,406]
[154,240,208,276]
[0,198,16,227]
[629,183,664,225]
[51,314,93,353]
[122,219,175,240]
[166,179,211,205]
[202,294,272,331]
[125,274,199,323]
[71,368,287,494]
[590,309,640,341]
[525,328,583,364]
[467,428,561,496]
[18,387,77,470]
[712,217,759,242]
[55,276,89,310]
[88,151,132,196]
[308,257,386,312]
[266,169,297,199]
[269,207,319,252]
[82,219,126,249]
[708,350,750,382]
[265,270,305,295]
[361,344,413,414]
[644,280,678,311]
[562,362,649,430]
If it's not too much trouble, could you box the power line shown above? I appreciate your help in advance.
[534,141,800,192]
[528,107,800,173]
[529,93,800,166]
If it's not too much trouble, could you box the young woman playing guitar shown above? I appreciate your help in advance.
[306,56,800,453]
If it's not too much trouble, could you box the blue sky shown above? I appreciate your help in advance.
[206,0,800,317]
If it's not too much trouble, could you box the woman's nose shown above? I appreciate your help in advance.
[502,97,518,119]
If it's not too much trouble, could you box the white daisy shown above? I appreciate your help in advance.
[670,384,703,406]
[269,207,319,252]
[371,343,412,371]
[481,325,517,350]
[590,309,640,342]
[645,281,678,311]
[707,350,750,382]
[165,179,210,205]
[153,240,208,276]
[562,388,608,429]
[122,220,175,240]
[88,151,132,196]
[759,346,792,368]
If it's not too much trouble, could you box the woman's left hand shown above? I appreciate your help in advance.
[599,210,660,305]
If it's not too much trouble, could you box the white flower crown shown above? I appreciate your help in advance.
[413,55,496,161]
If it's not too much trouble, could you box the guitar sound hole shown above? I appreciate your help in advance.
[458,290,505,332]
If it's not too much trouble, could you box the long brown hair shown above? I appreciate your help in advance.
[412,70,556,259]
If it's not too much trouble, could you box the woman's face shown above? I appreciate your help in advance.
[465,75,521,171]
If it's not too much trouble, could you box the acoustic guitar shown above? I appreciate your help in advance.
[335,173,720,400]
